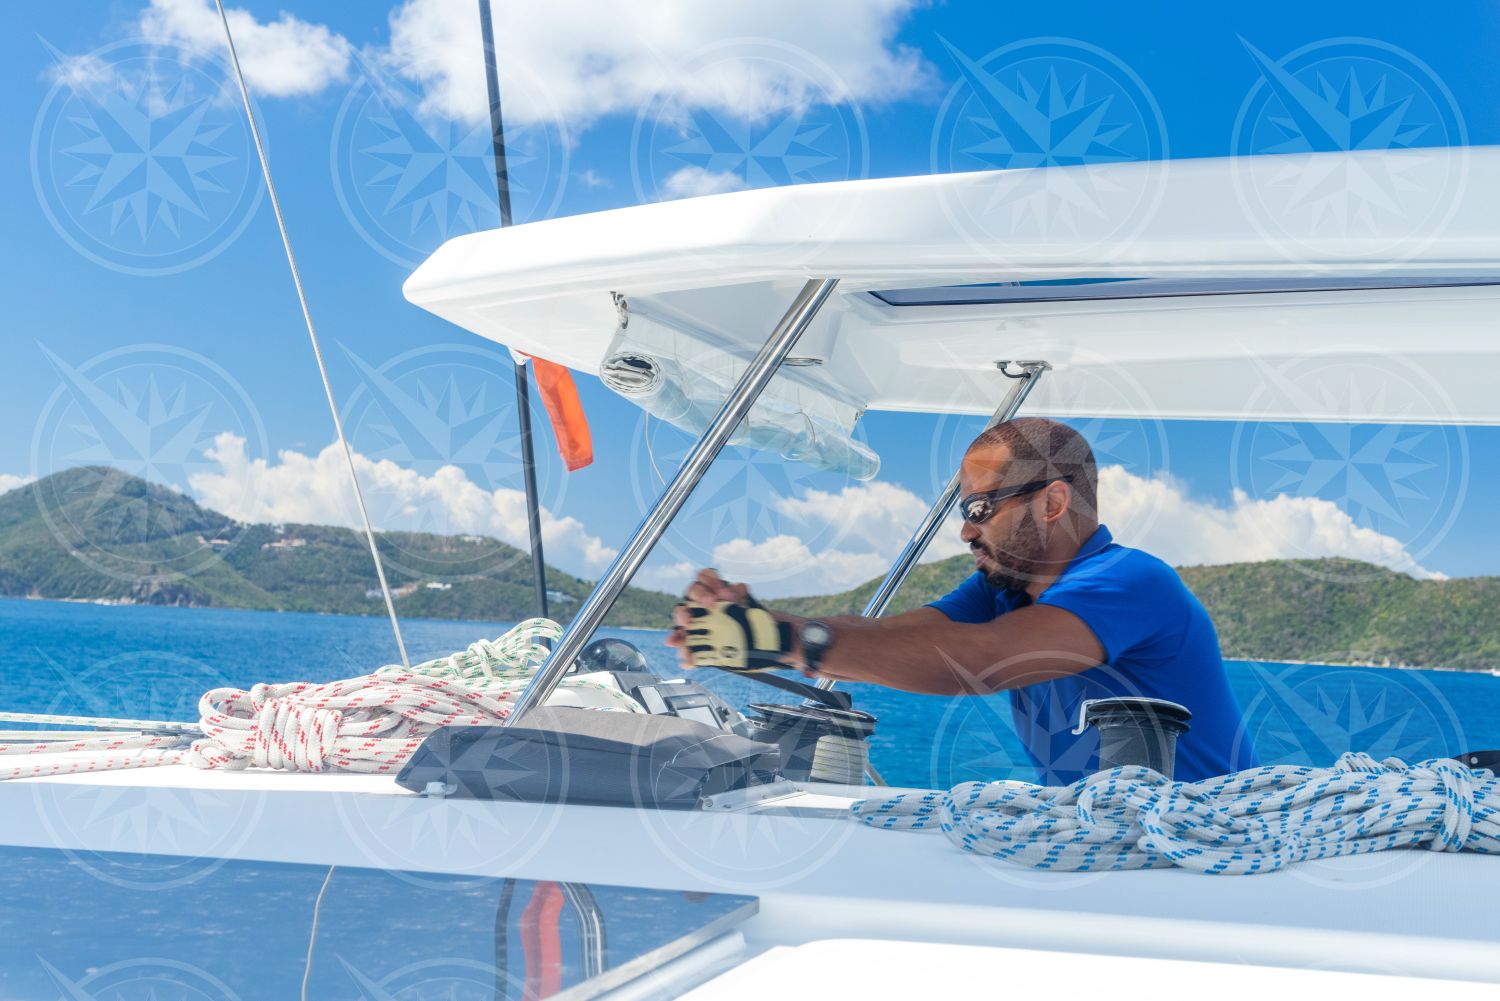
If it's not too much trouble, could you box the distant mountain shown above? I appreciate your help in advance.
[772,553,1500,673]
[3,470,1496,672]
[0,467,676,627]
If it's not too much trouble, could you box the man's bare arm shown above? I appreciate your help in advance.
[797,605,1105,696]
[818,606,950,630]
[663,568,1100,692]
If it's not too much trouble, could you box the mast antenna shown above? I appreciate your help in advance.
[478,0,551,620]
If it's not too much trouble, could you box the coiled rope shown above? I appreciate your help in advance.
[0,619,640,780]
[851,753,1500,875]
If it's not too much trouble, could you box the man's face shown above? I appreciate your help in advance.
[958,446,1049,593]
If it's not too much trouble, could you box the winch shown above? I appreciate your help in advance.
[396,637,880,808]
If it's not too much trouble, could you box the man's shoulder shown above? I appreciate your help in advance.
[927,570,1003,623]
[944,569,996,600]
[1069,538,1186,592]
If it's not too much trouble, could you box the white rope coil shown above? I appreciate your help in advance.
[383,618,643,710]
[851,753,1500,875]
[183,672,523,773]
[0,619,644,779]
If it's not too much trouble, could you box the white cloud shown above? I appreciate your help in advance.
[140,0,352,98]
[380,0,932,127]
[183,439,1444,600]
[188,433,615,577]
[43,50,122,90]
[776,479,967,561]
[1099,465,1443,579]
[631,479,962,597]
[0,474,34,495]
[638,466,1443,598]
[659,166,747,199]
[577,169,611,189]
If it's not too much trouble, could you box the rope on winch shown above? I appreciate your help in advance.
[851,752,1500,875]
[0,619,640,780]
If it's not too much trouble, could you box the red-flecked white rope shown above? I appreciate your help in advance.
[0,734,186,781]
[184,672,520,773]
[1,673,515,779]
[0,621,572,780]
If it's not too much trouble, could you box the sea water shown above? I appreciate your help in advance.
[3,597,1498,789]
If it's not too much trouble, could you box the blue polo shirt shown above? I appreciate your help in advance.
[928,525,1257,784]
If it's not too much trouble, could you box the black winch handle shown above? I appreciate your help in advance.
[711,667,852,710]
[1457,749,1500,772]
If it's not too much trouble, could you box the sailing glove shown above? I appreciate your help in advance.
[679,598,794,672]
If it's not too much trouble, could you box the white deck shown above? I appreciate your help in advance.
[405,147,1500,425]
[6,766,1498,988]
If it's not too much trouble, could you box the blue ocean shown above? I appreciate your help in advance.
[3,597,1498,788]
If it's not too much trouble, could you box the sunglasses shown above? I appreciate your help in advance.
[958,476,1073,526]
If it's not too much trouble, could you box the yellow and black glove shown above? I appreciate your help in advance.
[680,598,794,673]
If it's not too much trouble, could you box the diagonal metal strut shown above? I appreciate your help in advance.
[504,279,840,722]
[816,360,1050,784]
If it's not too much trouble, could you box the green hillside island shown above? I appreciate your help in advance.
[0,467,675,627]
[2,468,1496,672]
[772,556,1500,673]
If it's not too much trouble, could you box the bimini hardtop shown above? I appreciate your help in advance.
[405,145,1500,430]
[5,149,1500,997]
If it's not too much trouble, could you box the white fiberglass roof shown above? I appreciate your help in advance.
[405,147,1500,425]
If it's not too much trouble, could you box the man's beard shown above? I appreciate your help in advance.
[972,508,1047,595]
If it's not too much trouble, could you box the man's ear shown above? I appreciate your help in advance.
[1042,480,1072,523]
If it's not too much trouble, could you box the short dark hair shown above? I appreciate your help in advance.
[966,417,1098,517]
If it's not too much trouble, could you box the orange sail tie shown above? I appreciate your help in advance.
[528,357,593,472]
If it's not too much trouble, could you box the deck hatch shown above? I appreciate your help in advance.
[868,275,1500,306]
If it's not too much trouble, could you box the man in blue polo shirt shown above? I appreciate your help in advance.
[669,417,1258,784]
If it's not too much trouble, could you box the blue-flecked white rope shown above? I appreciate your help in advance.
[851,753,1500,875]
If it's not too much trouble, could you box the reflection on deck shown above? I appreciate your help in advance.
[0,845,756,1000]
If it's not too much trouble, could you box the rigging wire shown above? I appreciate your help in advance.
[212,0,410,669]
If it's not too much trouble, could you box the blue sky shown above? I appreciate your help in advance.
[4,0,1499,596]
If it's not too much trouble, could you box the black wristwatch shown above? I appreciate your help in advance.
[797,620,835,671]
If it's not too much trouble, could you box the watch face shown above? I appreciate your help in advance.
[802,623,832,647]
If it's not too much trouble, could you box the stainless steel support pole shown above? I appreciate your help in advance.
[504,278,840,723]
[817,360,1048,785]
[825,360,1050,638]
